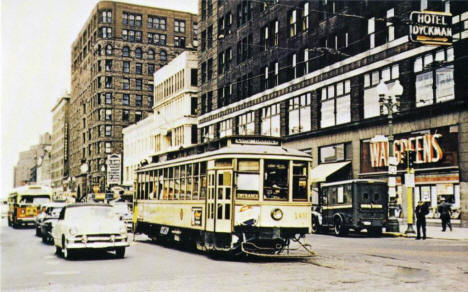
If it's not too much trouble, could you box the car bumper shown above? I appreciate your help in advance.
[66,241,130,249]
[17,218,35,224]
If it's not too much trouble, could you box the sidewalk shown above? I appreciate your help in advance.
[384,222,468,240]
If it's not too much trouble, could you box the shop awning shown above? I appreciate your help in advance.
[310,161,351,183]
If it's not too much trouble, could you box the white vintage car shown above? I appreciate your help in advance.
[52,203,129,259]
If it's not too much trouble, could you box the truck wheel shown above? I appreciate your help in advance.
[116,247,126,258]
[311,216,322,234]
[334,217,348,236]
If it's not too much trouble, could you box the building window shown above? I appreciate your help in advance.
[105,142,112,153]
[135,111,142,122]
[123,78,130,90]
[105,44,113,55]
[123,61,130,73]
[148,64,155,75]
[148,16,166,30]
[148,96,153,107]
[123,94,129,105]
[219,119,233,137]
[238,112,255,135]
[201,125,215,142]
[105,92,112,104]
[174,36,186,48]
[135,47,142,59]
[105,59,112,71]
[148,49,155,60]
[136,95,142,106]
[414,47,454,107]
[387,8,395,42]
[136,63,142,74]
[160,50,167,61]
[368,17,375,49]
[289,9,297,37]
[100,27,112,39]
[122,110,129,121]
[105,109,112,121]
[207,25,213,48]
[105,77,112,88]
[191,69,197,86]
[123,12,141,27]
[148,33,166,45]
[302,2,309,30]
[363,64,400,118]
[100,10,112,23]
[289,93,311,134]
[201,30,206,51]
[320,80,351,128]
[136,79,142,90]
[261,103,280,137]
[105,125,112,137]
[174,20,186,33]
[319,143,352,163]
[207,58,213,81]
[122,46,130,57]
[218,52,224,74]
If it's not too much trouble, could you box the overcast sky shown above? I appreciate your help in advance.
[0,0,197,199]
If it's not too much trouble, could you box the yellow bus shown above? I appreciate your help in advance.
[135,136,314,257]
[8,185,53,228]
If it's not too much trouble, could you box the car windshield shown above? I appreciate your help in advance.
[47,207,63,217]
[66,206,116,221]
[19,196,50,205]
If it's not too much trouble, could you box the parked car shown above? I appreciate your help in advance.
[111,201,133,231]
[52,203,129,259]
[39,203,67,243]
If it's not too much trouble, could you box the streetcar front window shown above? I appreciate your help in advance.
[264,160,288,201]
[237,159,260,200]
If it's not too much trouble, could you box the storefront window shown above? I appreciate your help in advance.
[219,119,233,138]
[288,93,311,134]
[363,64,400,118]
[261,103,280,137]
[320,143,352,163]
[415,47,454,107]
[264,160,288,201]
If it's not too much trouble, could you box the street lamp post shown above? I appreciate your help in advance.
[377,79,404,233]
[101,164,107,193]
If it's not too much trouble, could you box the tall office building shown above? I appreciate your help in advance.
[197,1,468,225]
[69,1,197,198]
[50,95,71,191]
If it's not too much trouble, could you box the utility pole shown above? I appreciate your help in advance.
[404,149,416,234]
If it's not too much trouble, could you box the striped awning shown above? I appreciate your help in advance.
[310,161,351,183]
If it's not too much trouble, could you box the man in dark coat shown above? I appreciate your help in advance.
[415,200,429,240]
[437,198,452,232]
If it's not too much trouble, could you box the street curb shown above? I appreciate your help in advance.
[383,232,468,241]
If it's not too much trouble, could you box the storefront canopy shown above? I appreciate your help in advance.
[310,161,351,183]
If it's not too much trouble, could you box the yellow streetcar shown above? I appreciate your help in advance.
[7,185,53,228]
[135,136,313,257]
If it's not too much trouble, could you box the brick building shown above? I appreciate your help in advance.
[197,1,468,225]
[69,1,197,198]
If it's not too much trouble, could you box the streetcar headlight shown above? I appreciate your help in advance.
[271,208,283,221]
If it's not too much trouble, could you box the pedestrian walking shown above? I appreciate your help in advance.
[437,197,453,232]
[415,200,429,240]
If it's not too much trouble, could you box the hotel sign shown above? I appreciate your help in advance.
[410,11,452,45]
[107,154,122,185]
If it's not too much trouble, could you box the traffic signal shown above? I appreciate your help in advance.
[400,151,407,166]
[408,150,416,168]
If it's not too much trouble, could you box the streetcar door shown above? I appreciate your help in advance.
[206,170,216,232]
[214,170,232,233]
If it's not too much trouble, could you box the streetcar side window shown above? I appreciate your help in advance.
[200,161,207,200]
[264,160,288,201]
[292,161,308,201]
[237,159,260,200]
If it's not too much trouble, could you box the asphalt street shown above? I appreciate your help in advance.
[1,219,467,292]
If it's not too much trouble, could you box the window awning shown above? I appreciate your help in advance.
[310,161,351,183]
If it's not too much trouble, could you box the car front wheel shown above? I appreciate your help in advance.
[62,237,74,260]
[311,216,322,234]
[115,247,126,258]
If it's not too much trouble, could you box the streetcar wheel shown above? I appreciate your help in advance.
[115,247,126,258]
[334,218,348,236]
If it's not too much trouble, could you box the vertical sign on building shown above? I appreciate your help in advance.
[107,154,122,186]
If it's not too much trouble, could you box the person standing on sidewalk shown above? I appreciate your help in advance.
[415,201,429,240]
[438,197,453,232]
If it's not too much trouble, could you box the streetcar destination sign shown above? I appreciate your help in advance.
[410,11,452,45]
